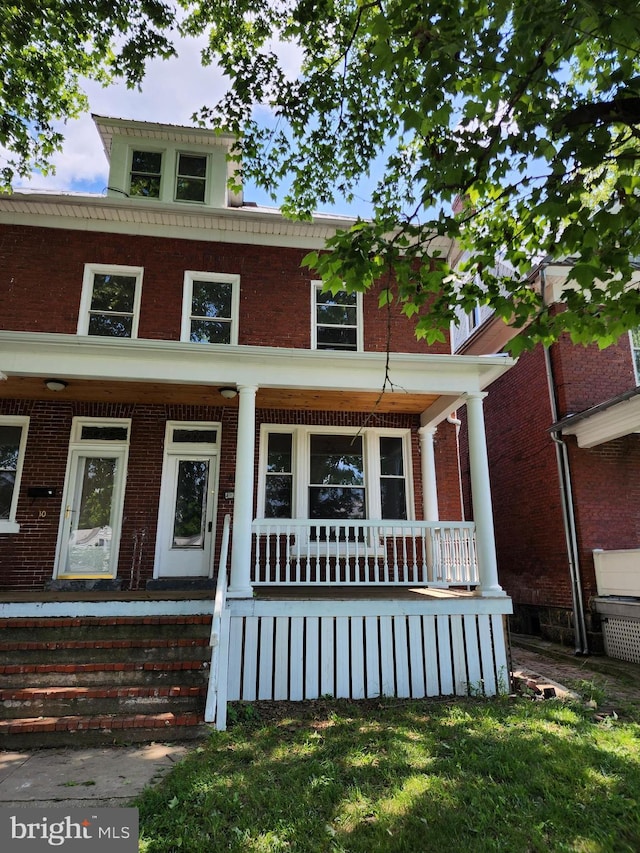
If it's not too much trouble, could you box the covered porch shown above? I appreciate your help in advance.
[1,332,515,726]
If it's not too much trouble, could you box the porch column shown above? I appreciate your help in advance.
[418,426,439,521]
[228,384,258,598]
[466,392,504,596]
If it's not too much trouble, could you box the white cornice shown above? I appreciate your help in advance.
[0,193,360,250]
[0,331,514,396]
[561,393,640,447]
[92,114,238,161]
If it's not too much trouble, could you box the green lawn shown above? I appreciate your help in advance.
[137,697,640,853]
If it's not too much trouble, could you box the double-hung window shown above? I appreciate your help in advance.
[175,153,207,203]
[181,272,240,344]
[0,417,29,533]
[129,150,162,198]
[261,427,411,522]
[312,282,363,351]
[78,264,144,338]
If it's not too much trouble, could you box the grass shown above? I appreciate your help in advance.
[136,697,640,853]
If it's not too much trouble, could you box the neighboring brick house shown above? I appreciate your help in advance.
[0,116,515,730]
[453,265,640,661]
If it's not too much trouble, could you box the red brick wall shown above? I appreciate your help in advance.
[0,223,450,354]
[1,400,454,588]
[551,332,636,416]
[461,347,572,609]
[459,332,640,643]
[568,433,640,602]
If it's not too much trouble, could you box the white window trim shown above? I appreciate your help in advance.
[311,281,364,352]
[0,415,30,533]
[181,271,240,345]
[257,424,413,521]
[54,417,131,580]
[174,151,209,205]
[69,417,131,446]
[128,146,165,200]
[164,421,221,453]
[630,328,640,385]
[77,263,144,339]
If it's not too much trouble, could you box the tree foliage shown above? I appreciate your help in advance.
[0,1,177,187]
[181,0,640,352]
[3,1,640,351]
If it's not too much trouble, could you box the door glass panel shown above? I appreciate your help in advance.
[67,457,117,574]
[172,460,209,548]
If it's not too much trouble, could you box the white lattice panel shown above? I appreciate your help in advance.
[603,617,640,664]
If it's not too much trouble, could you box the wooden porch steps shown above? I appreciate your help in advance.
[0,615,213,747]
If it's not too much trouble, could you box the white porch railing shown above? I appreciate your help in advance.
[252,519,479,587]
[204,513,232,729]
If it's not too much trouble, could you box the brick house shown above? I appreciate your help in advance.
[453,264,640,661]
[0,116,514,738]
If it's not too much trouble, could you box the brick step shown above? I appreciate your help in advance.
[0,660,209,689]
[0,637,211,665]
[0,615,213,746]
[0,616,212,643]
[0,712,211,748]
[0,685,207,719]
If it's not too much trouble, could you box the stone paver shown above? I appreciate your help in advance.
[510,635,640,710]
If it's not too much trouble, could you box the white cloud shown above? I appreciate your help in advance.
[12,33,372,217]
[15,35,228,194]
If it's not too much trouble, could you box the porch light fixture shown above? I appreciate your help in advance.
[44,379,68,392]
[219,386,238,399]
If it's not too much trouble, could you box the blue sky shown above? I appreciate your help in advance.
[13,34,374,220]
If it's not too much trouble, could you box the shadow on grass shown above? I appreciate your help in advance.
[136,698,640,853]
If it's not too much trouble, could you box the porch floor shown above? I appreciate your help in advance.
[0,586,479,604]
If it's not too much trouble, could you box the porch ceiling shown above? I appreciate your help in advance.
[0,374,438,414]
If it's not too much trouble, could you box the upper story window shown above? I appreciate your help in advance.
[129,150,162,198]
[631,328,640,383]
[78,264,144,338]
[175,153,207,203]
[0,416,29,533]
[312,282,363,351]
[181,272,240,345]
[128,149,208,204]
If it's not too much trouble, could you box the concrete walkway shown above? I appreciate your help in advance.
[0,743,188,809]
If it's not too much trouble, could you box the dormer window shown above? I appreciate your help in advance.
[129,150,162,198]
[175,153,207,203]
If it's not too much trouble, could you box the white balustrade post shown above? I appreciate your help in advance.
[228,384,258,598]
[418,426,439,521]
[466,392,504,596]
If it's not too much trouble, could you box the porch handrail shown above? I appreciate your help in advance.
[252,518,479,587]
[204,513,231,729]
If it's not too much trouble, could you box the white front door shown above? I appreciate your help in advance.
[55,419,130,579]
[155,423,220,578]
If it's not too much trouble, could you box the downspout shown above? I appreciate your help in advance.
[541,271,589,654]
[447,412,465,521]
